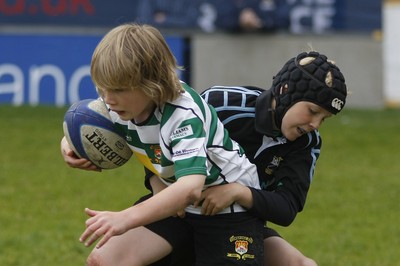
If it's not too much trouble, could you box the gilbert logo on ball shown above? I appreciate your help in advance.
[63,99,133,169]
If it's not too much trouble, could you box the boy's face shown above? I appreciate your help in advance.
[281,101,332,141]
[101,88,155,123]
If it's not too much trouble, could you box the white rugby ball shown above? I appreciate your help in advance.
[63,99,132,169]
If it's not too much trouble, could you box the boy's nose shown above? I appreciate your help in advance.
[310,118,323,129]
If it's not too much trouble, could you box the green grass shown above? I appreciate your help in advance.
[1,106,399,265]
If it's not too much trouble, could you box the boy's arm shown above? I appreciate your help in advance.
[144,167,168,194]
[149,175,168,194]
[149,174,187,217]
[80,174,206,248]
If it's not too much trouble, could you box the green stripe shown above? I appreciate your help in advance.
[174,157,207,178]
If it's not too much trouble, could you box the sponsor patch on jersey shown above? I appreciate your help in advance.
[173,147,199,157]
[171,125,193,141]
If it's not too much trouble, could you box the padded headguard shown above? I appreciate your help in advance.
[271,51,347,128]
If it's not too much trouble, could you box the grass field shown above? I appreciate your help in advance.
[1,105,399,265]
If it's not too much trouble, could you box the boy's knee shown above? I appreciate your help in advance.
[86,251,102,266]
[301,257,318,266]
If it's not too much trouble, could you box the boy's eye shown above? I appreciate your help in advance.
[114,88,126,93]
[309,108,318,115]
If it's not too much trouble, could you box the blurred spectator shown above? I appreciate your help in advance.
[237,0,276,31]
[201,0,290,33]
[197,1,218,32]
[135,0,202,30]
[240,0,290,32]
[134,0,289,33]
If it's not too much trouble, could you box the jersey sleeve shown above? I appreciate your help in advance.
[248,137,322,226]
[169,119,208,179]
[160,102,209,179]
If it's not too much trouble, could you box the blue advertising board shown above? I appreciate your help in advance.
[0,34,187,106]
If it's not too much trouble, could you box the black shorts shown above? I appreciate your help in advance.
[135,194,264,265]
[185,212,264,265]
[149,226,282,266]
[263,226,282,239]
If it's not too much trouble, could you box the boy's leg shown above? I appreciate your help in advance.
[186,212,264,265]
[145,215,195,266]
[263,227,317,266]
[135,194,196,266]
[86,193,195,266]
[87,226,172,266]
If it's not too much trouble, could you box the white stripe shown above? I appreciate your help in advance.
[185,203,246,215]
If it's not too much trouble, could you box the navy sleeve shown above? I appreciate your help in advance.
[248,187,298,226]
[248,137,322,226]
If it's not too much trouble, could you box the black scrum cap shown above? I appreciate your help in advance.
[271,51,347,128]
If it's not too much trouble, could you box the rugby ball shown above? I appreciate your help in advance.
[63,99,132,169]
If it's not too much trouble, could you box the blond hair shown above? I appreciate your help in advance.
[91,23,183,105]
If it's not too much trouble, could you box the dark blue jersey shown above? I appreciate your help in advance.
[201,86,322,226]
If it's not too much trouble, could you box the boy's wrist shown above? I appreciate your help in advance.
[233,184,253,209]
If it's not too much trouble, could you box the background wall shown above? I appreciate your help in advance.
[191,33,383,108]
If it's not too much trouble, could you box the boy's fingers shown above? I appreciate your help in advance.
[96,232,112,249]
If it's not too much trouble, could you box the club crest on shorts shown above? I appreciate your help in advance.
[226,235,255,260]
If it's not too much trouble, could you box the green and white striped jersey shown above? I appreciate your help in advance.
[110,82,260,193]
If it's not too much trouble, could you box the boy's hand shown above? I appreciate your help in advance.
[60,137,101,172]
[79,208,129,248]
[198,184,239,215]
